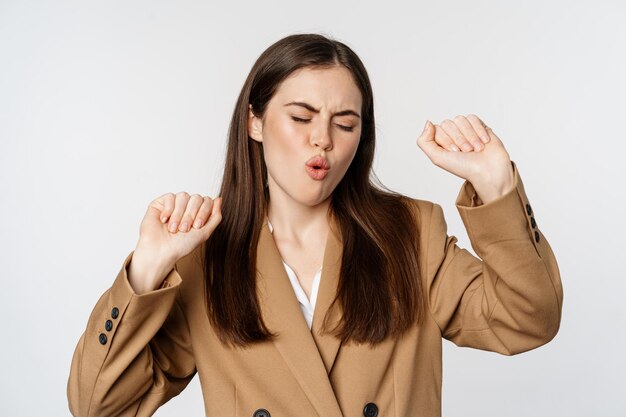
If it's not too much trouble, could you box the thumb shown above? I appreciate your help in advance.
[416,120,438,154]
[416,120,434,144]
[201,196,223,238]
[416,120,449,164]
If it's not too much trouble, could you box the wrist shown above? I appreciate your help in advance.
[470,164,516,205]
[128,246,176,294]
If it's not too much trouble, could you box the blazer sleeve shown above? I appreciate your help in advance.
[67,250,196,417]
[424,160,564,355]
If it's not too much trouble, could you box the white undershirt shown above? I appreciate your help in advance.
[267,218,322,330]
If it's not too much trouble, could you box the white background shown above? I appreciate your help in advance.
[1,0,624,416]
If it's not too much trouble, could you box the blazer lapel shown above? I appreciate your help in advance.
[310,216,343,375]
[256,216,344,417]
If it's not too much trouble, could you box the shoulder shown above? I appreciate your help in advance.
[399,196,453,278]
[399,196,440,233]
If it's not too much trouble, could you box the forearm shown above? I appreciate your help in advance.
[424,160,563,356]
[67,251,193,416]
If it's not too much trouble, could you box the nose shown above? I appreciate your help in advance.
[311,124,333,151]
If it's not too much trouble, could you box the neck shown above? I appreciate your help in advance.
[266,186,331,246]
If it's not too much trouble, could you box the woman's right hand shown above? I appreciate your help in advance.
[128,192,223,294]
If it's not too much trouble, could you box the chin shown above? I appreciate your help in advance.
[294,189,332,207]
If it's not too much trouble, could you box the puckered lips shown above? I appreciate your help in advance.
[305,155,330,180]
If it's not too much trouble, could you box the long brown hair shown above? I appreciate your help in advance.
[203,33,425,348]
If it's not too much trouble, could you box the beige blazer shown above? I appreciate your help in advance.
[67,160,563,417]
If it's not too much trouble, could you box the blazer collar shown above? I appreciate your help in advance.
[256,215,344,417]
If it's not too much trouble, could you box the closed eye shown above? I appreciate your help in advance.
[291,116,354,132]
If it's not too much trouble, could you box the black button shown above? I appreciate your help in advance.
[526,203,532,216]
[99,333,107,345]
[252,409,270,417]
[105,320,113,332]
[530,216,536,228]
[534,230,540,243]
[111,307,119,319]
[363,402,378,417]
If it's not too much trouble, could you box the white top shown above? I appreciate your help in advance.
[267,218,322,330]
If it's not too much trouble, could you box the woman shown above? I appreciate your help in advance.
[67,33,563,417]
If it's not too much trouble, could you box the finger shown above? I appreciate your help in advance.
[168,192,191,233]
[202,196,223,236]
[453,115,484,151]
[417,120,449,163]
[434,124,459,152]
[466,114,490,144]
[485,125,501,143]
[179,194,205,232]
[192,196,214,229]
[160,193,176,223]
[441,119,474,152]
[151,193,175,223]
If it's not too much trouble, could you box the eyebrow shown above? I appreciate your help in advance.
[283,101,361,118]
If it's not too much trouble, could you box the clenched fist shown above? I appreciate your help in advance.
[128,192,223,294]
[416,114,515,204]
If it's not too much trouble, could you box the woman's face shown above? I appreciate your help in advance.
[248,65,363,208]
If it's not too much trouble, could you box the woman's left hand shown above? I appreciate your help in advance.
[416,114,516,204]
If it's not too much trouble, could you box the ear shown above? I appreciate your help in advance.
[248,104,263,143]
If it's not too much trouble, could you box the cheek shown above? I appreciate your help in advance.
[263,122,305,169]
[336,139,360,170]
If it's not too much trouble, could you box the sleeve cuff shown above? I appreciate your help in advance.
[454,160,541,257]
